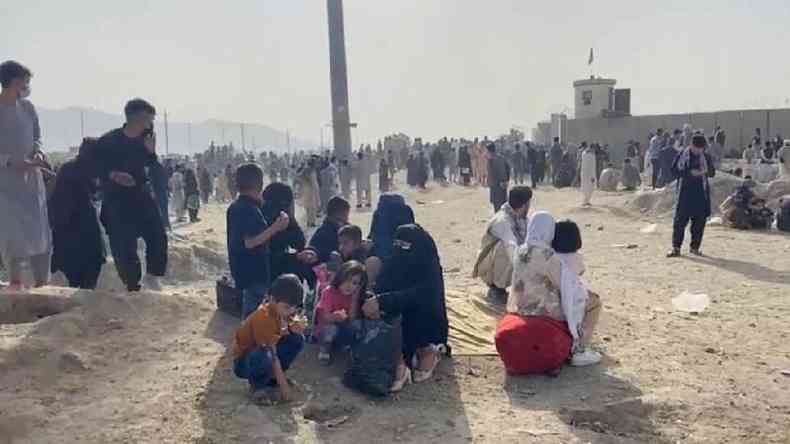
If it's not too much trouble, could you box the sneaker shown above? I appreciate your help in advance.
[570,349,602,367]
[318,351,331,366]
[143,274,162,291]
[666,248,681,258]
[690,248,703,256]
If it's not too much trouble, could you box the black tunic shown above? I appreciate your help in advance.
[672,150,716,218]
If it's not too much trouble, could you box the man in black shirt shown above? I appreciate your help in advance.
[91,98,168,291]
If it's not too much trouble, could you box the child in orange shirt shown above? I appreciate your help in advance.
[233,274,305,402]
[315,261,366,365]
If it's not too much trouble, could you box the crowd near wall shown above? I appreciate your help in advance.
[534,108,790,164]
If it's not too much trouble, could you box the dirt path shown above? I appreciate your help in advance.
[1,175,789,443]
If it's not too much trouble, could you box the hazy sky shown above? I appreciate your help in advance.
[2,0,789,145]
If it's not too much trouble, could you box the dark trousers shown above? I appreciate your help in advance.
[490,184,508,212]
[157,194,170,230]
[651,159,661,188]
[318,321,355,353]
[233,334,304,390]
[63,261,103,290]
[102,199,168,291]
[672,210,707,250]
[242,283,269,320]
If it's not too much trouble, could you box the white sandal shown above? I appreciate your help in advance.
[390,365,412,393]
[413,352,441,383]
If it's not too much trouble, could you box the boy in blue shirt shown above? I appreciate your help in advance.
[227,163,290,319]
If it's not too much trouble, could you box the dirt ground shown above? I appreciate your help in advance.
[1,173,789,444]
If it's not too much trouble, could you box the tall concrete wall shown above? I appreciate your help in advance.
[563,108,790,163]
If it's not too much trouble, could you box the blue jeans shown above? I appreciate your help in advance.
[242,284,269,320]
[318,321,355,353]
[233,334,304,390]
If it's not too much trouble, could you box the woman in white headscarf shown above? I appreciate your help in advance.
[506,211,602,368]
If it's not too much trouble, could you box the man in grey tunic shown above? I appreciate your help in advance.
[0,61,52,290]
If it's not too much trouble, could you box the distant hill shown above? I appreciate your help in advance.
[35,106,316,154]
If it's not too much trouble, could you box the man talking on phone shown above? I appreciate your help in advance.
[90,98,168,291]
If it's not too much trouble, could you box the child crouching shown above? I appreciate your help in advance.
[233,274,306,402]
[315,261,366,365]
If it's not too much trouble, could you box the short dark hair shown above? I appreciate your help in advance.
[338,224,363,243]
[269,274,303,307]
[330,260,368,292]
[486,143,496,153]
[552,219,582,253]
[553,137,560,142]
[624,158,632,164]
[0,60,32,88]
[692,134,707,148]
[236,163,264,192]
[327,196,350,218]
[124,98,156,120]
[508,186,533,210]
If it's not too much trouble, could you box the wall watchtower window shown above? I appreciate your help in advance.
[582,90,593,106]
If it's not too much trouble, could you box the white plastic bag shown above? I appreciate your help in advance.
[672,291,710,313]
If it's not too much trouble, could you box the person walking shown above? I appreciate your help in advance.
[91,98,168,292]
[667,135,715,257]
[0,60,52,290]
[549,137,563,186]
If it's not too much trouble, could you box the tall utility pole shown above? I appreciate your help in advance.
[327,0,352,160]
[80,110,85,140]
[187,122,192,151]
[164,111,170,155]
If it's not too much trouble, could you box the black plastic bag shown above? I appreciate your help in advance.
[343,319,396,397]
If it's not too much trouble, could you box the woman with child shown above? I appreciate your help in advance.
[496,212,602,376]
[362,224,449,392]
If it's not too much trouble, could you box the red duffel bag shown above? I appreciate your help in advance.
[495,314,572,375]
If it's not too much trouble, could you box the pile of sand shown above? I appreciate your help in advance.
[628,174,790,216]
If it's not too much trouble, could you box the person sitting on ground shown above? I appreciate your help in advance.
[598,162,620,191]
[261,182,318,286]
[315,261,366,365]
[233,274,306,403]
[473,186,532,302]
[497,212,602,376]
[48,138,106,289]
[227,163,290,319]
[338,224,383,288]
[621,158,641,191]
[368,193,415,261]
[307,196,350,264]
[551,219,586,276]
[362,224,449,392]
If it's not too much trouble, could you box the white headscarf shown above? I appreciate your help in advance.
[526,211,556,249]
[527,211,589,352]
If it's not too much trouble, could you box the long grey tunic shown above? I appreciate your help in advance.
[0,99,51,259]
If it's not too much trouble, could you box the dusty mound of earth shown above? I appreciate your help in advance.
[628,174,790,216]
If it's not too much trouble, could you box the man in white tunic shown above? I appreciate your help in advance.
[0,61,51,290]
[580,145,597,206]
[778,140,790,178]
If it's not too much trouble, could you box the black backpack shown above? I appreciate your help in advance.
[343,319,397,397]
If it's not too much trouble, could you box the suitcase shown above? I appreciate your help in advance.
[216,277,242,318]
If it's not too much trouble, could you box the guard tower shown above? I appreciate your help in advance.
[573,76,617,119]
